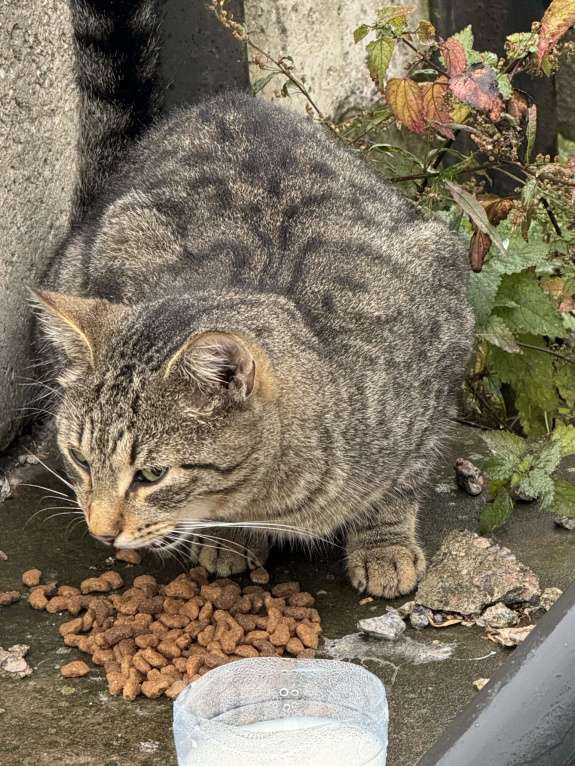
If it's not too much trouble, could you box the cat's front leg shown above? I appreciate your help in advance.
[345,496,426,598]
[189,528,270,577]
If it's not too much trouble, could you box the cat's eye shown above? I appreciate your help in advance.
[69,447,90,471]
[133,466,168,485]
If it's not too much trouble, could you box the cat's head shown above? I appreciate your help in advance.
[32,290,278,550]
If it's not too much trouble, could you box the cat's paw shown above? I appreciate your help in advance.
[346,542,426,599]
[192,535,269,578]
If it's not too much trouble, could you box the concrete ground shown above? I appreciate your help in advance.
[1,425,574,766]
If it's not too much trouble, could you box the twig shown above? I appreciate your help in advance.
[399,36,447,76]
[517,342,575,365]
[540,198,563,236]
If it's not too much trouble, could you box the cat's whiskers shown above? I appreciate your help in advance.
[177,519,339,548]
[18,483,72,499]
[24,450,75,492]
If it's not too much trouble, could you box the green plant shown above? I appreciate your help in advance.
[210,0,575,531]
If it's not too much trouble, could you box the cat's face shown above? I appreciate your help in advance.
[34,291,277,551]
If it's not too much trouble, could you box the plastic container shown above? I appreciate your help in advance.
[173,657,388,766]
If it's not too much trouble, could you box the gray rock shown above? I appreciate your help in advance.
[416,530,541,616]
[477,603,519,629]
[0,475,11,503]
[409,605,431,630]
[358,610,406,641]
[454,458,484,496]
[0,644,32,678]
[554,515,575,531]
[540,587,563,612]
[397,600,415,618]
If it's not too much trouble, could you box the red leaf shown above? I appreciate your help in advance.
[386,78,426,134]
[421,77,455,139]
[441,37,467,76]
[449,64,504,122]
[537,0,575,64]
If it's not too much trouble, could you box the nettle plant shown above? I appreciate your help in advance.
[211,0,575,531]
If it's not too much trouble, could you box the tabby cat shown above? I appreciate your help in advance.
[33,0,474,597]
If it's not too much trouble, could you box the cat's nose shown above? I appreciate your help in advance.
[90,533,116,546]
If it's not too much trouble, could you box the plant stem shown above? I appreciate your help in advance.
[517,342,575,365]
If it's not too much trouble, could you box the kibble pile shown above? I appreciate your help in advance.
[19,554,321,701]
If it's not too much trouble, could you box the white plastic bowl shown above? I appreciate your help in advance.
[173,657,388,765]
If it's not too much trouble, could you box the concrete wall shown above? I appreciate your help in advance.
[245,0,428,118]
[0,0,78,451]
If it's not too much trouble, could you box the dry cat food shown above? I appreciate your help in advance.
[23,563,321,701]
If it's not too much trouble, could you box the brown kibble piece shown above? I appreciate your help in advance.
[67,595,83,616]
[165,580,197,599]
[140,647,168,668]
[249,567,270,585]
[141,677,172,698]
[295,623,320,649]
[135,633,159,650]
[188,566,209,585]
[197,624,216,647]
[185,656,204,678]
[107,671,127,696]
[235,644,259,658]
[123,677,141,701]
[272,582,300,598]
[58,617,84,637]
[61,661,90,678]
[286,637,305,655]
[58,585,80,597]
[289,592,315,608]
[245,630,270,644]
[269,622,291,647]
[22,569,42,588]
[158,639,181,659]
[28,588,48,610]
[80,577,111,595]
[115,549,142,565]
[46,596,69,613]
[92,649,116,666]
[165,679,188,699]
[103,625,134,646]
[252,639,276,656]
[100,571,124,590]
[133,653,152,674]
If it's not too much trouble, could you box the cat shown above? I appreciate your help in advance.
[32,0,474,598]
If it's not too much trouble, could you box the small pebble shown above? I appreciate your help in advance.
[359,597,373,606]
[539,587,563,612]
[454,458,484,496]
[409,605,431,630]
[358,610,406,641]
[397,601,415,618]
[473,678,489,691]
[0,550,8,561]
[477,603,518,629]
[554,515,575,531]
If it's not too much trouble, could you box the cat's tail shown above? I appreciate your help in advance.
[69,0,162,224]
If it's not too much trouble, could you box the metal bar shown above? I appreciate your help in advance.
[417,581,575,766]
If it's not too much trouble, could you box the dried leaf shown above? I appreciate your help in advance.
[421,76,454,139]
[537,0,575,64]
[482,196,514,226]
[449,64,504,121]
[470,230,492,272]
[368,36,396,92]
[526,104,537,162]
[445,181,507,257]
[508,90,530,125]
[386,78,426,134]
[416,19,436,42]
[441,37,467,76]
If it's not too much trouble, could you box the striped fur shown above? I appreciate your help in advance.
[34,4,475,598]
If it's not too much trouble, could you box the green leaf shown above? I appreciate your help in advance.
[495,272,566,338]
[367,36,396,91]
[445,181,507,257]
[478,315,521,353]
[376,4,412,34]
[452,25,474,55]
[481,430,528,458]
[490,338,559,436]
[552,423,575,457]
[469,265,502,326]
[416,20,436,42]
[354,24,371,44]
[251,73,277,95]
[518,469,555,508]
[533,439,563,474]
[552,479,575,518]
[505,31,538,61]
[556,363,575,408]
[496,72,513,100]
[480,491,514,533]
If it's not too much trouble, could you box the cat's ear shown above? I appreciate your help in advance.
[163,331,259,400]
[30,289,113,369]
